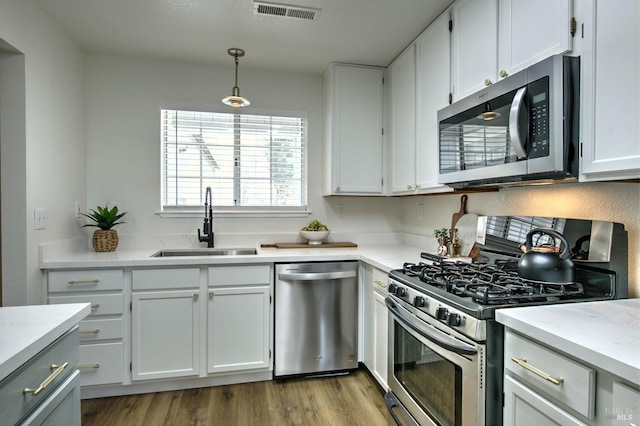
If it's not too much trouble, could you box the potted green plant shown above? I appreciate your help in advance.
[433,228,451,256]
[81,205,127,252]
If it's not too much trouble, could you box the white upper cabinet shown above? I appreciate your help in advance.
[323,63,384,195]
[388,45,417,194]
[451,0,499,101]
[580,0,640,181]
[451,0,574,102]
[498,0,573,77]
[415,10,454,194]
[388,9,454,195]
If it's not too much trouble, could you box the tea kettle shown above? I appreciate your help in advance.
[518,228,575,283]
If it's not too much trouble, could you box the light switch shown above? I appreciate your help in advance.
[34,208,47,230]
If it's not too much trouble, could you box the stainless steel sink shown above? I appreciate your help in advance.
[151,248,258,257]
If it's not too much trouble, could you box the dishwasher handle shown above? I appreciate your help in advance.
[278,270,357,281]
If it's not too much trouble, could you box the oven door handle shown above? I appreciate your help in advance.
[386,297,477,356]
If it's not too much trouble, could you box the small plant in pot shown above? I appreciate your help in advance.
[81,205,127,252]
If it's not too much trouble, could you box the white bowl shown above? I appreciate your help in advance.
[300,230,330,245]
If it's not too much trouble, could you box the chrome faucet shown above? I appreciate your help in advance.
[197,186,214,247]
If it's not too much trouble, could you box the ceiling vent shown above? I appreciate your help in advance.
[253,1,321,21]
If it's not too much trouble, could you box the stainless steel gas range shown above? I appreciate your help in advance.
[384,216,629,426]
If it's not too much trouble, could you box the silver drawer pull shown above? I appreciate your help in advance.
[78,363,101,370]
[79,329,101,335]
[68,279,100,285]
[90,303,100,309]
[511,357,564,385]
[23,362,69,396]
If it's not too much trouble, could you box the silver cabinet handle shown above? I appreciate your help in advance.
[193,293,199,301]
[90,303,100,309]
[68,279,100,285]
[500,70,509,78]
[511,357,564,385]
[23,362,68,395]
[79,329,101,335]
[484,78,493,86]
[78,364,100,370]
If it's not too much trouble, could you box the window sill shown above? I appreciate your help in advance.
[156,209,312,219]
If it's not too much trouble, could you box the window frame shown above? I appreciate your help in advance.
[158,107,310,218]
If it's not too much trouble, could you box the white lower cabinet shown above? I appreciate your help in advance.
[208,264,272,374]
[47,269,124,387]
[362,263,388,389]
[131,268,201,381]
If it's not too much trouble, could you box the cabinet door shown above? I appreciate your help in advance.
[21,370,81,426]
[415,10,454,194]
[451,0,499,101]
[498,0,573,77]
[503,375,586,426]
[389,45,417,194]
[131,290,200,380]
[324,64,384,195]
[372,289,388,389]
[580,0,640,181]
[207,286,271,373]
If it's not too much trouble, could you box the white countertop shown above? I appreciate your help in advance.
[0,303,91,382]
[496,298,640,384]
[39,239,430,272]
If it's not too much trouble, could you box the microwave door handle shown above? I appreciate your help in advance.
[509,87,528,160]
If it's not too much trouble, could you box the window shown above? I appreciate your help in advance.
[161,109,307,212]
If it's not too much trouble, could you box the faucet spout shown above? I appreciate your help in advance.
[198,186,214,247]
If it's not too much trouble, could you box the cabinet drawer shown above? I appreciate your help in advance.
[505,330,595,418]
[0,329,78,426]
[78,318,123,341]
[78,342,123,386]
[132,268,200,290]
[209,264,271,286]
[49,294,123,316]
[49,270,123,292]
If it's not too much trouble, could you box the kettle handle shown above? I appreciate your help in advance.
[525,228,571,260]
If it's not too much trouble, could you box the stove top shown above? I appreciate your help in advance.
[389,252,618,321]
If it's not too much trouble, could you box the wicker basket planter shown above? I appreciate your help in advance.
[92,230,119,252]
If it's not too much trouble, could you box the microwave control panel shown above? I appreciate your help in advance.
[528,76,550,159]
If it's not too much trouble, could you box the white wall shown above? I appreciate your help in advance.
[84,55,401,239]
[400,182,640,297]
[0,0,86,305]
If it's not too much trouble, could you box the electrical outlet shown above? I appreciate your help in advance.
[34,208,47,230]
[75,201,81,219]
[338,204,345,217]
[418,203,424,220]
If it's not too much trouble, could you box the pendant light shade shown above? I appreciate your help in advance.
[222,48,250,107]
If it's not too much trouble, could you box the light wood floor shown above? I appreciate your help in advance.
[81,369,389,426]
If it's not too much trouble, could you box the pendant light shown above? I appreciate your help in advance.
[222,48,250,107]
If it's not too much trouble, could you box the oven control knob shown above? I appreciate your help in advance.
[388,283,398,294]
[396,287,407,297]
[435,307,448,320]
[413,296,426,308]
[447,313,462,326]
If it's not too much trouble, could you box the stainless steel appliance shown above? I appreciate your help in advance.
[275,261,358,378]
[385,216,628,426]
[437,55,580,188]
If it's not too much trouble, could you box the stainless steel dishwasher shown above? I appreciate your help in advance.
[275,261,359,378]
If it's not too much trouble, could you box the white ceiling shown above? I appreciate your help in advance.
[34,0,453,74]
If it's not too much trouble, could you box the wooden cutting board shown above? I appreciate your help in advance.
[260,242,358,249]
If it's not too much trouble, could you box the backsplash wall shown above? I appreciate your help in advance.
[400,182,640,298]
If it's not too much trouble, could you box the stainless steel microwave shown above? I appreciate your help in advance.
[437,55,579,188]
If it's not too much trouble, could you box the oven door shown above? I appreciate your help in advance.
[385,297,485,426]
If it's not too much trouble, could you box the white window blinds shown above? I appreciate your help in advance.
[161,109,307,209]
